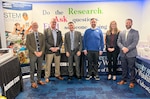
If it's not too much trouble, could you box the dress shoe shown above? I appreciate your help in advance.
[68,76,72,81]
[45,78,50,83]
[108,74,111,80]
[129,82,135,88]
[117,80,127,85]
[56,76,64,80]
[112,75,116,80]
[31,83,38,88]
[77,76,81,80]
[37,81,45,85]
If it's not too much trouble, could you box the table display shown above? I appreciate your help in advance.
[0,48,14,63]
[135,56,150,93]
[0,56,23,99]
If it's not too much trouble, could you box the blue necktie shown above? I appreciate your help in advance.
[71,32,74,50]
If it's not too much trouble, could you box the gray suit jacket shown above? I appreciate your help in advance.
[64,31,82,53]
[44,28,63,55]
[117,29,139,57]
[26,32,45,57]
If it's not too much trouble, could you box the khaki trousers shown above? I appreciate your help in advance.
[45,53,60,79]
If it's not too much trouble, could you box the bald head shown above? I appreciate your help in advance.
[32,22,38,32]
[50,18,57,29]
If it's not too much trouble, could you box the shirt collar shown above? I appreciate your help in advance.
[91,27,97,30]
[126,28,131,32]
[70,31,74,33]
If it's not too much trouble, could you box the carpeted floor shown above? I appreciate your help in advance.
[15,76,150,99]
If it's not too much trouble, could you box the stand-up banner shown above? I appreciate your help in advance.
[2,2,32,73]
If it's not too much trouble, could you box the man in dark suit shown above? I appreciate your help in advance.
[117,19,139,88]
[44,18,63,83]
[26,22,45,88]
[64,22,82,80]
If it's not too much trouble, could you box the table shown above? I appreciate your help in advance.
[83,52,122,76]
[0,56,23,99]
[45,53,85,77]
[21,52,121,77]
[135,56,150,93]
[21,53,85,77]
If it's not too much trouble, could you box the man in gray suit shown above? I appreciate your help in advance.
[26,22,45,88]
[44,18,63,83]
[117,19,139,88]
[64,22,82,80]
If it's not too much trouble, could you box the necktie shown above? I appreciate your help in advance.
[35,33,40,51]
[70,32,74,50]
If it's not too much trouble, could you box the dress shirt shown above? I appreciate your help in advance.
[52,30,57,46]
[70,31,74,50]
[125,29,131,41]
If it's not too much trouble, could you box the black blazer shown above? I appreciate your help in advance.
[44,28,63,55]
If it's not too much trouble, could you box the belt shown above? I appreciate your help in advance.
[71,50,75,51]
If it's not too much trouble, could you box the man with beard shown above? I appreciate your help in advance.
[117,19,139,88]
[83,18,104,80]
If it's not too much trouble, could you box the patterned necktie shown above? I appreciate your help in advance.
[35,33,40,51]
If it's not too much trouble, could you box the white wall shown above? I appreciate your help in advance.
[0,0,149,48]
[141,0,150,42]
[32,1,143,35]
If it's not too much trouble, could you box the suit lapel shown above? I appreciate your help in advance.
[126,29,132,41]
[38,33,42,44]
[48,28,54,41]
[31,33,36,43]
[74,31,77,42]
[123,30,126,41]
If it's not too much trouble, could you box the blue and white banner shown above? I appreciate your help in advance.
[135,56,150,93]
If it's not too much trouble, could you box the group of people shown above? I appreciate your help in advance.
[26,18,139,89]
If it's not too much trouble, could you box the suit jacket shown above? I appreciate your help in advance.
[64,31,82,53]
[26,32,45,57]
[117,29,139,57]
[44,28,63,55]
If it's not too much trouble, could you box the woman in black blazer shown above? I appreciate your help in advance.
[105,21,120,80]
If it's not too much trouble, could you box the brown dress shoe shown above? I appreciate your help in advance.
[37,81,45,85]
[31,83,38,88]
[117,80,127,85]
[56,76,64,80]
[129,82,135,88]
[45,78,50,83]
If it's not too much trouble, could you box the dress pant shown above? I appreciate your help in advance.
[29,55,43,83]
[121,56,136,83]
[45,53,60,79]
[68,50,80,77]
[87,51,99,76]
[107,50,119,75]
